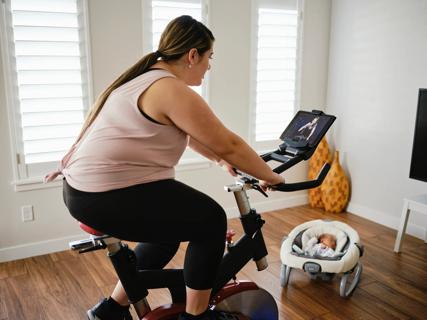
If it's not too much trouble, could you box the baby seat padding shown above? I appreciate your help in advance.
[281,220,361,273]
[301,224,348,253]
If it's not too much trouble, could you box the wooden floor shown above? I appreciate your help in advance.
[1,205,426,320]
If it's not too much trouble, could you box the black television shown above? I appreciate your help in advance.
[409,88,427,182]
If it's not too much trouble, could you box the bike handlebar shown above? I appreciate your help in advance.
[264,149,331,192]
[234,150,331,193]
[272,162,330,192]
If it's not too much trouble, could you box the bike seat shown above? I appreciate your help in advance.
[79,222,105,236]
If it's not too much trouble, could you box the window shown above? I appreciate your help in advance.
[142,0,211,166]
[250,0,301,149]
[0,0,92,185]
[142,0,209,98]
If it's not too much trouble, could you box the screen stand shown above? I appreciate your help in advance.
[394,194,427,252]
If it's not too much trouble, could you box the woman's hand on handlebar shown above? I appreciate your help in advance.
[260,173,285,192]
[217,160,238,177]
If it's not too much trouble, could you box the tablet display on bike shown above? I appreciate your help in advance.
[279,111,336,149]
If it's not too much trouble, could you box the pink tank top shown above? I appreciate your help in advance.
[48,69,188,192]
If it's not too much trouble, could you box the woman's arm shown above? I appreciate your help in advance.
[298,122,310,132]
[306,124,318,140]
[141,78,284,185]
[188,137,220,162]
[189,137,237,177]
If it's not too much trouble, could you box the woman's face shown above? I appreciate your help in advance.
[189,48,213,86]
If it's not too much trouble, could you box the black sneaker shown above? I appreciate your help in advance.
[87,298,133,320]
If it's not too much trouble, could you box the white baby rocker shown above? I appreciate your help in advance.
[280,219,364,297]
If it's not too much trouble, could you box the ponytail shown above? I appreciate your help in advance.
[76,51,160,141]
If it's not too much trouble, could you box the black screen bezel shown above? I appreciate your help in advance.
[409,88,427,183]
[279,110,336,148]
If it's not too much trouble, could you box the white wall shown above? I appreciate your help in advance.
[0,0,332,262]
[299,0,331,109]
[327,0,427,239]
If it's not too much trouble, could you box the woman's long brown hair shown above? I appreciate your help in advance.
[76,15,214,141]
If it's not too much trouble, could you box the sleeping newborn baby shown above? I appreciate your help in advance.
[305,233,337,257]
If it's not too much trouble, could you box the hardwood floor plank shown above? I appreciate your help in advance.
[315,313,350,320]
[351,286,412,320]
[362,281,427,320]
[24,255,65,296]
[0,260,27,280]
[55,257,105,307]
[146,288,175,310]
[49,248,79,262]
[361,240,427,291]
[6,274,47,320]
[25,256,87,319]
[79,250,118,287]
[298,281,377,320]
[276,301,307,320]
[0,278,26,320]
[0,280,9,320]
[0,265,7,281]
[279,281,330,318]
[360,263,427,305]
[38,293,83,320]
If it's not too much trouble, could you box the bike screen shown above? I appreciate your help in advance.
[279,111,336,148]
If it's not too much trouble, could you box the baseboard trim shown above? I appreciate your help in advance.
[0,233,86,263]
[347,202,427,241]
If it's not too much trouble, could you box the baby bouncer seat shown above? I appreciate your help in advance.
[280,219,363,297]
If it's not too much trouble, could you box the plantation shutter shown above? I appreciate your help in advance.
[4,0,90,178]
[144,0,204,97]
[151,0,202,51]
[254,0,300,142]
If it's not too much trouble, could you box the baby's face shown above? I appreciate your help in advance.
[320,234,336,249]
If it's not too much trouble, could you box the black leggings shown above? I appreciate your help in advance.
[63,179,227,290]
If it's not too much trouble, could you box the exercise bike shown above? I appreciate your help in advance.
[70,110,336,320]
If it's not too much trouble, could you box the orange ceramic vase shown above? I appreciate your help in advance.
[308,137,331,208]
[320,151,350,213]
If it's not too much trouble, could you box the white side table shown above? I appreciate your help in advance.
[394,194,427,253]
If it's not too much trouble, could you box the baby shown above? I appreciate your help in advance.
[304,233,337,257]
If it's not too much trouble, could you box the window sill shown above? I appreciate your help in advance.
[12,177,63,192]
[11,158,212,192]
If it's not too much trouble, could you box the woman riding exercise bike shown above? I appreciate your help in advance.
[46,15,285,320]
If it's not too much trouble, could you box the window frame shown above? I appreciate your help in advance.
[0,0,94,191]
[141,0,210,102]
[249,0,304,152]
[141,0,213,165]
